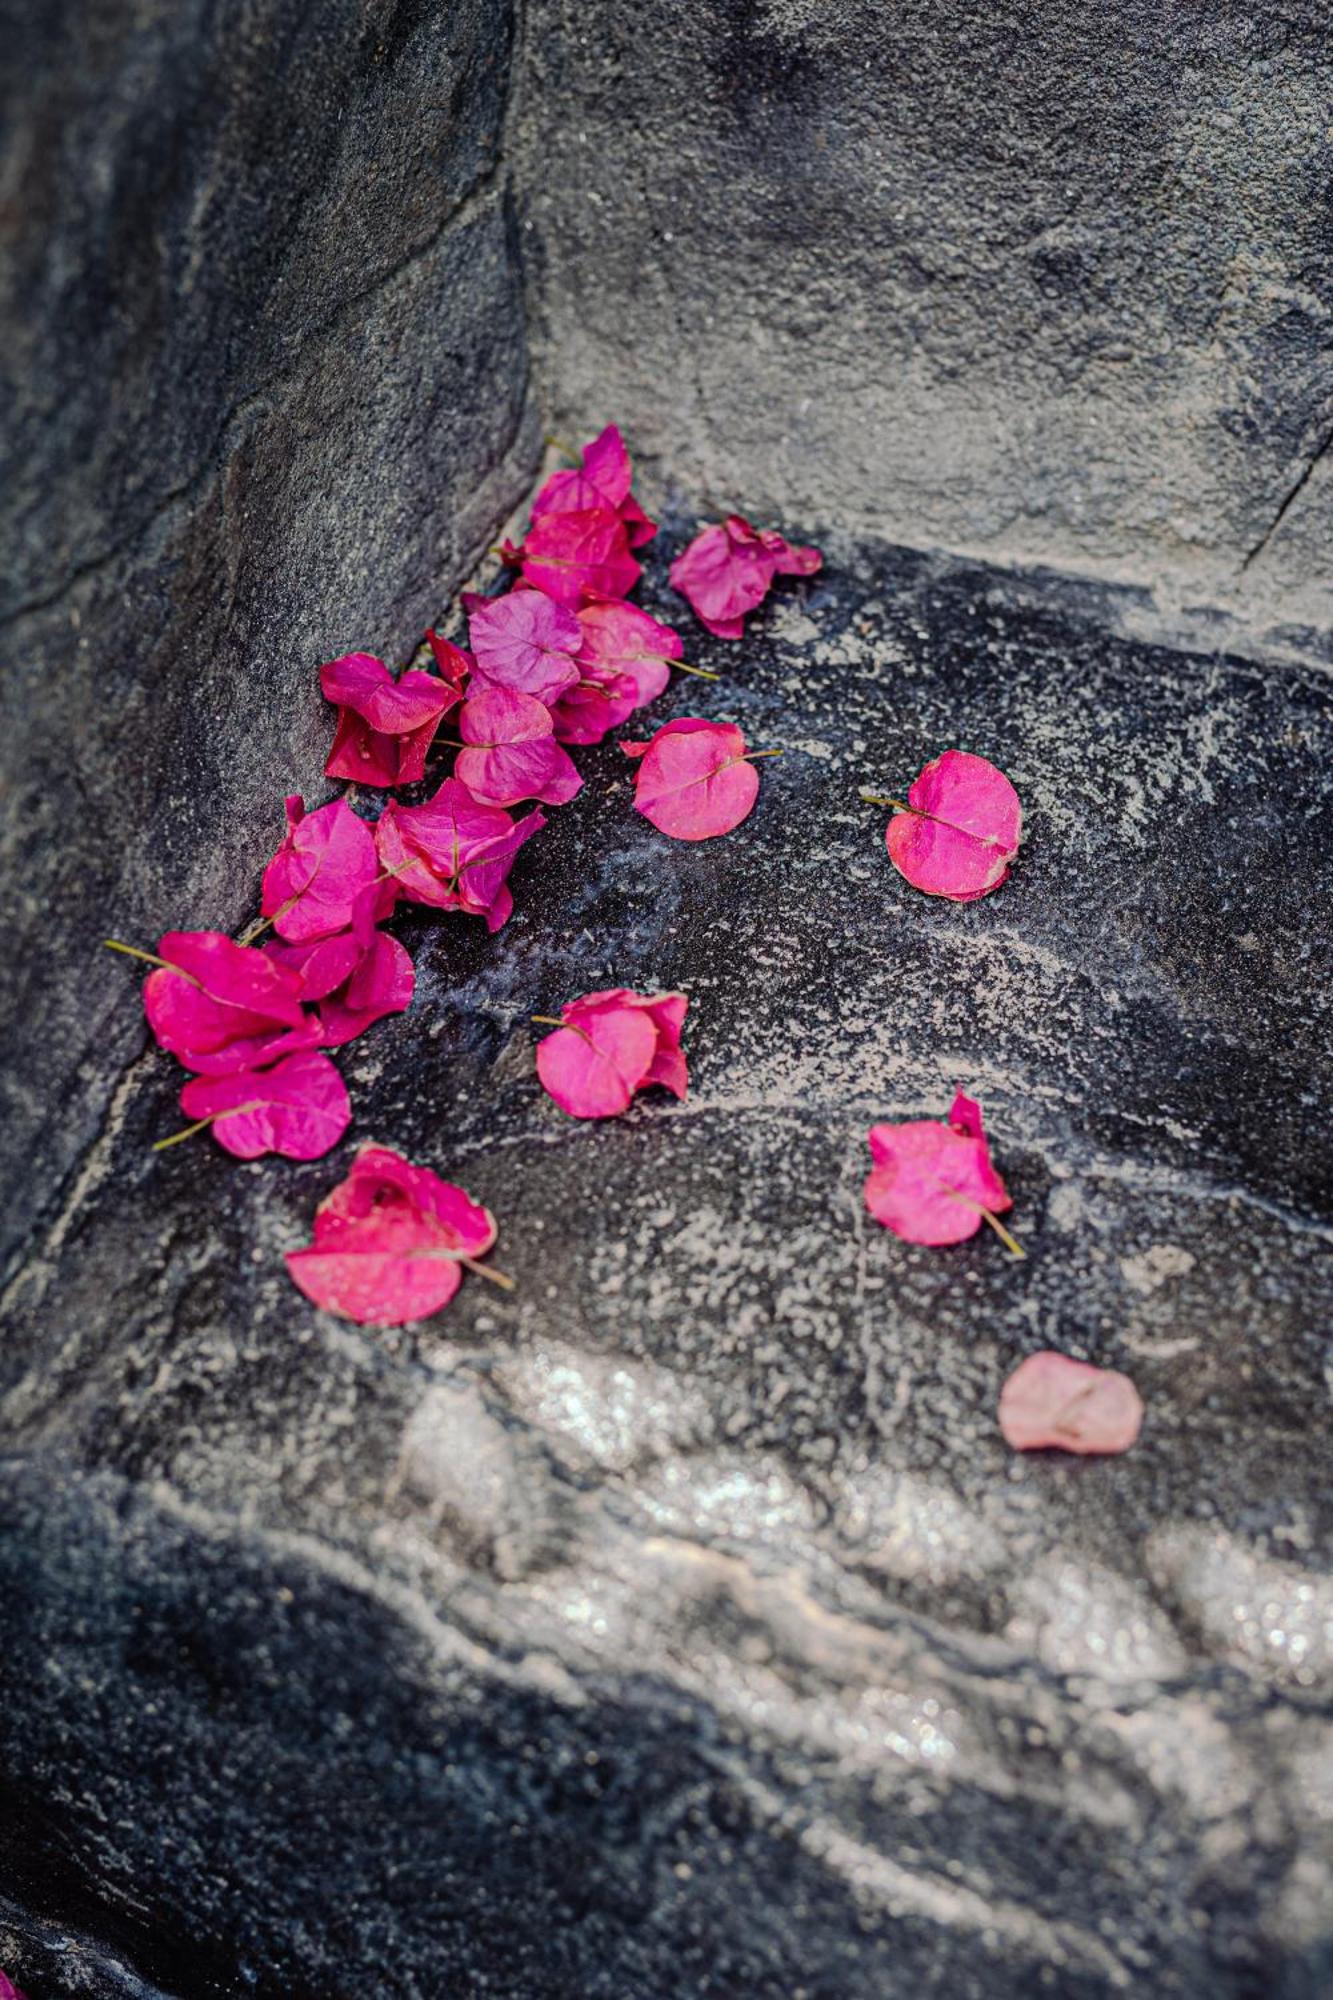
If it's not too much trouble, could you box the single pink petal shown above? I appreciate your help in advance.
[550,663,642,745]
[886,749,1022,902]
[668,518,775,638]
[261,796,379,943]
[517,507,641,607]
[317,931,414,1047]
[143,931,308,1064]
[562,987,690,1101]
[287,1144,497,1324]
[535,1005,659,1118]
[425,631,474,689]
[456,687,583,807]
[177,1051,351,1160]
[575,595,680,707]
[264,930,366,1002]
[467,592,581,701]
[623,717,761,840]
[999,1352,1144,1456]
[864,1094,1012,1247]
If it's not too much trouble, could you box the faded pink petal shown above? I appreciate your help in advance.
[670,515,821,637]
[261,796,378,943]
[375,776,544,928]
[177,1050,350,1160]
[575,595,680,708]
[864,1092,1012,1247]
[886,749,1022,902]
[757,527,822,576]
[467,591,582,702]
[321,652,458,787]
[999,1352,1144,1455]
[515,507,641,607]
[456,687,583,807]
[622,718,761,840]
[286,1144,498,1324]
[143,931,307,1067]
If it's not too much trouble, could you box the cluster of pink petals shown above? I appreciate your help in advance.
[999,1351,1144,1456]
[885,749,1022,902]
[536,989,689,1119]
[322,652,458,786]
[287,1145,499,1324]
[530,423,656,547]
[622,718,763,840]
[864,1089,1013,1248]
[375,777,545,934]
[670,514,821,639]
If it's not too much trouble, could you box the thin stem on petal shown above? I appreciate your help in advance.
[104,940,173,970]
[745,749,784,761]
[670,660,720,681]
[542,432,581,462]
[456,1252,516,1291]
[945,1190,1025,1258]
[152,1113,218,1151]
[858,792,912,812]
[530,1014,568,1030]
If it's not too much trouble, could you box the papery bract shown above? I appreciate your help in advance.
[535,988,689,1118]
[456,687,583,807]
[143,930,308,1070]
[864,1089,1013,1247]
[286,1144,498,1324]
[575,595,680,706]
[622,718,761,840]
[321,652,458,787]
[177,1050,351,1160]
[511,507,641,608]
[264,929,366,1003]
[375,777,545,932]
[885,749,1022,902]
[317,916,415,1047]
[261,795,379,942]
[550,659,642,745]
[425,630,474,689]
[530,424,656,547]
[669,514,821,639]
[467,590,582,702]
[999,1352,1144,1456]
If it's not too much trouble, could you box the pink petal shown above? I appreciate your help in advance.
[264,930,366,1002]
[261,796,379,943]
[456,687,583,807]
[425,631,474,689]
[998,1352,1144,1456]
[321,654,457,786]
[143,932,308,1064]
[375,778,544,923]
[575,595,680,707]
[623,717,761,840]
[467,592,581,701]
[178,1051,351,1160]
[518,507,641,607]
[864,1095,1012,1247]
[758,528,822,576]
[175,1016,326,1077]
[536,1007,659,1118]
[0,1974,30,2000]
[886,749,1022,902]
[317,932,415,1047]
[668,518,775,638]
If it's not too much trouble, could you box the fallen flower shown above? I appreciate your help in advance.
[870,749,1021,902]
[375,777,545,932]
[621,717,773,840]
[260,796,379,943]
[456,686,583,807]
[114,931,309,1073]
[166,1050,351,1160]
[321,652,458,787]
[575,595,693,705]
[531,423,656,546]
[864,1089,1021,1254]
[669,514,821,639]
[535,988,689,1118]
[507,506,641,608]
[467,591,582,702]
[998,1352,1143,1455]
[286,1143,506,1324]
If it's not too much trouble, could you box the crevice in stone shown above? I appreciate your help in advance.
[1239,412,1333,574]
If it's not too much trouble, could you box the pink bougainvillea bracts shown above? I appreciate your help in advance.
[531,423,656,547]
[998,1352,1144,1455]
[139,931,309,1073]
[505,507,642,608]
[375,777,545,932]
[172,1050,351,1160]
[669,514,821,639]
[456,687,583,807]
[286,1144,503,1324]
[876,749,1022,902]
[535,988,689,1119]
[864,1089,1021,1254]
[321,652,458,787]
[467,591,582,702]
[621,718,769,840]
[260,796,379,942]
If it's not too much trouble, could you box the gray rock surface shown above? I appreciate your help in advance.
[516,0,1333,638]
[3,526,1331,1996]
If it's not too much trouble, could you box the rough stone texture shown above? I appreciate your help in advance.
[516,0,1333,641]
[0,0,538,1274]
[3,526,1331,1996]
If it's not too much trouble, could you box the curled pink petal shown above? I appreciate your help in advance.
[622,718,761,840]
[514,507,641,607]
[317,931,414,1048]
[260,796,379,942]
[530,425,657,547]
[375,777,544,927]
[886,749,1022,902]
[177,1051,351,1160]
[143,931,307,1068]
[670,514,821,639]
[999,1352,1144,1455]
[535,988,689,1117]
[864,1091,1012,1248]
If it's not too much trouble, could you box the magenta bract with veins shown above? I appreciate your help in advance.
[260,796,379,942]
[531,423,657,547]
[622,718,761,840]
[456,687,583,807]
[864,1089,1012,1247]
[321,652,458,787]
[886,749,1022,902]
[999,1352,1144,1456]
[143,929,308,1070]
[375,777,545,932]
[178,1050,351,1160]
[535,988,690,1119]
[286,1144,498,1324]
[467,592,582,702]
[669,514,822,639]
[511,506,642,608]
[575,595,680,706]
